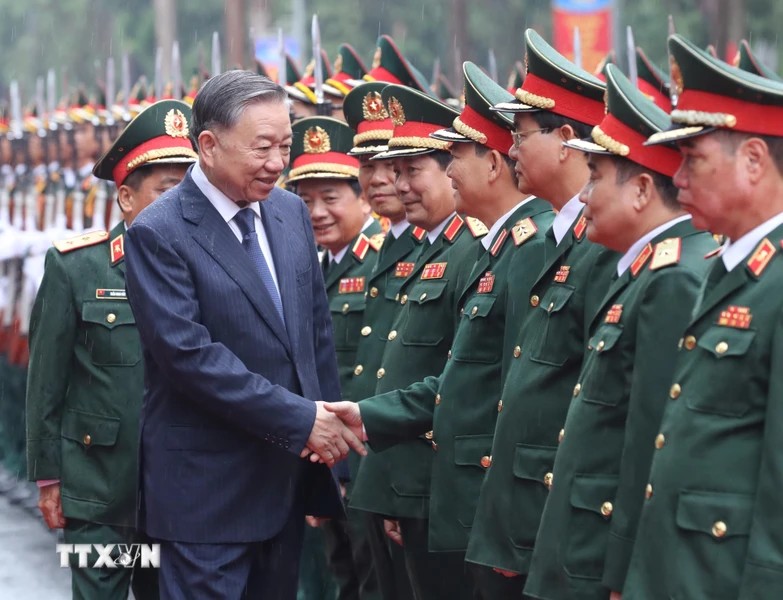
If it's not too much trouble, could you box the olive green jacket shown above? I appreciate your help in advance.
[26,222,142,527]
[623,222,783,600]
[466,210,618,574]
[359,199,554,551]
[524,220,716,600]
[350,214,484,519]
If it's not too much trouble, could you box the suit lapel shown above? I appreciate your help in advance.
[183,175,291,353]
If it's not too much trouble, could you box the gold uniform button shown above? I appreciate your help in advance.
[83,434,92,446]
[388,330,398,341]
[530,295,540,307]
[497,400,503,412]
[558,429,565,444]
[600,501,614,517]
[596,340,605,351]
[513,345,522,358]
[435,394,441,406]
[419,292,428,302]
[471,306,479,316]
[361,326,372,337]
[655,433,666,449]
[715,341,729,355]
[670,383,682,399]
[544,472,553,489]
[370,287,379,298]
[400,294,408,305]
[353,365,364,376]
[684,335,697,350]
[712,521,727,538]
[480,455,492,469]
[573,383,582,397]
[424,430,433,440]
[377,368,386,379]
[106,313,117,324]
[645,484,653,499]
[342,303,350,314]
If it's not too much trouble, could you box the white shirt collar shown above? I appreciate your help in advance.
[617,215,691,276]
[390,219,410,239]
[191,161,260,224]
[427,212,457,244]
[329,246,349,265]
[552,194,584,245]
[722,211,783,271]
[481,196,535,251]
[361,216,376,232]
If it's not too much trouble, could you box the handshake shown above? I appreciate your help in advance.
[301,401,367,467]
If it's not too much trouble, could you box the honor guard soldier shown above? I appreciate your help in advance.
[523,64,717,600]
[288,116,382,600]
[26,99,196,600]
[622,35,783,600]
[464,29,618,597]
[343,80,425,600]
[343,83,485,599]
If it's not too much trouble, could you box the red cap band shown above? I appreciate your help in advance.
[364,67,403,85]
[457,105,513,155]
[676,89,783,136]
[291,151,360,171]
[112,135,195,187]
[521,73,605,126]
[597,114,681,177]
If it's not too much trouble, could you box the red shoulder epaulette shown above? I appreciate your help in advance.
[352,233,371,261]
[573,216,587,240]
[443,215,465,242]
[630,243,653,277]
[747,238,776,277]
[411,226,427,241]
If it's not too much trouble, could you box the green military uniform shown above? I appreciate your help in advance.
[26,99,196,600]
[523,64,718,600]
[623,35,783,600]
[466,29,617,597]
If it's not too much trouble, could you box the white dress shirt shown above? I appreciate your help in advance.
[552,194,584,245]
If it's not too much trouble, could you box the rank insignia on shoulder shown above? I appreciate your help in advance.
[368,233,385,252]
[352,234,371,261]
[554,265,570,283]
[605,304,623,324]
[444,215,465,241]
[96,288,127,300]
[421,262,447,280]
[339,277,366,294]
[411,226,427,241]
[53,230,109,254]
[747,238,775,277]
[650,238,681,271]
[573,216,587,240]
[490,229,509,257]
[477,271,495,294]
[110,234,125,264]
[511,217,538,246]
[465,216,488,237]
[631,243,653,277]
[394,261,415,278]
[717,305,752,329]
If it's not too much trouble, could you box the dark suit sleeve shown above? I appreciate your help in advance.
[125,221,317,455]
[602,269,701,591]
[26,249,74,480]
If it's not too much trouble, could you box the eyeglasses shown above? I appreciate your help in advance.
[511,128,552,149]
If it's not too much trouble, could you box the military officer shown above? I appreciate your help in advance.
[522,64,717,600]
[332,61,555,598]
[345,83,485,599]
[464,29,617,597]
[342,80,424,600]
[288,115,382,600]
[25,99,197,599]
[622,35,783,600]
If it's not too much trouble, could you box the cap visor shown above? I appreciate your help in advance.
[430,127,470,143]
[348,143,390,157]
[563,138,612,155]
[371,147,438,160]
[645,126,712,146]
[491,100,538,113]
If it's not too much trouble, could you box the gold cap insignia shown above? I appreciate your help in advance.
[304,125,331,154]
[333,54,344,73]
[164,109,189,138]
[669,57,684,98]
[372,46,382,69]
[362,91,388,121]
[388,97,406,126]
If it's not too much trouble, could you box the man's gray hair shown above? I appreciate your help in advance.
[190,70,288,144]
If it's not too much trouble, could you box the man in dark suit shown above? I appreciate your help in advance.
[123,70,365,600]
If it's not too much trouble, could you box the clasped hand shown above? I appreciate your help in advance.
[300,401,367,467]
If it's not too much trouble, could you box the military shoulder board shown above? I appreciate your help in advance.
[465,216,488,238]
[511,217,538,246]
[650,238,681,271]
[339,277,366,294]
[54,230,109,254]
[368,233,385,252]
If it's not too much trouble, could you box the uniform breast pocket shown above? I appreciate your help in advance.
[400,280,449,346]
[329,294,366,350]
[81,301,140,367]
[580,324,624,406]
[686,327,757,417]
[529,285,577,367]
[453,294,501,364]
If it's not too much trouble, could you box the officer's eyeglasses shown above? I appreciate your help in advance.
[511,128,552,149]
